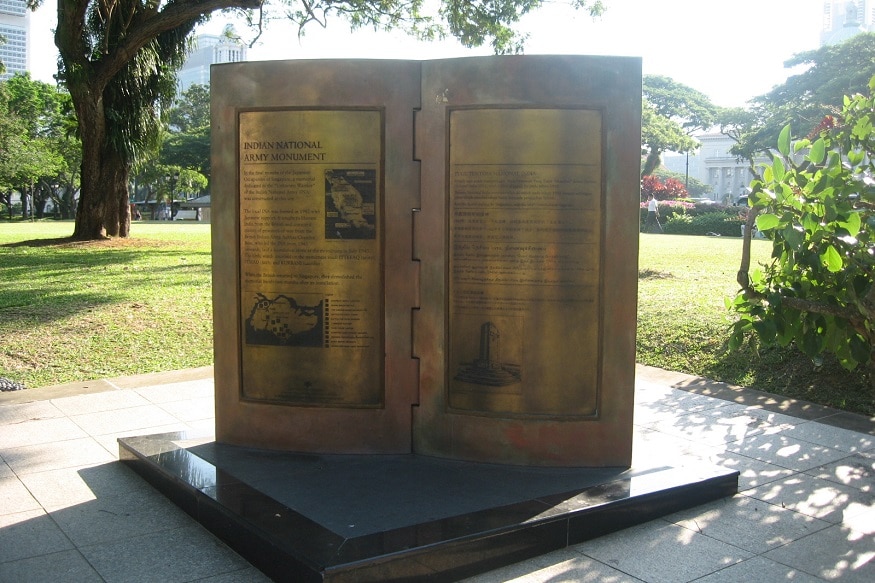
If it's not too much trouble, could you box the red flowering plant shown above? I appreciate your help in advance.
[640,175,693,223]
[641,175,689,201]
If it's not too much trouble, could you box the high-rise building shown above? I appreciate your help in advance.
[0,0,29,81]
[821,0,875,45]
[177,34,247,93]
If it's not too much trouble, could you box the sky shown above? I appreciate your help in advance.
[29,0,826,107]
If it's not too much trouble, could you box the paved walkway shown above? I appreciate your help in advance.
[1,365,872,582]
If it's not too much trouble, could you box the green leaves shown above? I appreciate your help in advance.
[756,213,780,231]
[809,138,826,164]
[730,80,875,374]
[838,211,862,238]
[820,244,843,272]
[777,124,792,156]
[772,155,786,181]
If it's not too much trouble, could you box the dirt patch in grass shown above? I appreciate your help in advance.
[639,268,674,279]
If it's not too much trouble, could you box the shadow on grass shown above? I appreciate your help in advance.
[1,237,80,248]
[0,238,211,326]
[0,236,181,249]
[699,344,873,418]
[637,317,873,417]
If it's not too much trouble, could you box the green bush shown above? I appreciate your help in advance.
[640,199,747,236]
[663,212,744,236]
[685,202,734,216]
[639,199,695,228]
[730,83,875,377]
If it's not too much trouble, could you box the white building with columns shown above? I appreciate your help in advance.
[662,2,870,199]
[662,131,764,204]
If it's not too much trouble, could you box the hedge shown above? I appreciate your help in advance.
[662,212,745,236]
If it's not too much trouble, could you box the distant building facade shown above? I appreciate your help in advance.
[821,0,875,45]
[662,132,767,203]
[660,2,870,199]
[177,34,247,93]
[0,0,29,81]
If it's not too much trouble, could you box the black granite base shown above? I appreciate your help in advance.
[119,432,738,583]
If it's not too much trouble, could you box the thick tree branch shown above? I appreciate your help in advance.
[57,0,263,94]
[55,0,93,79]
[99,0,262,84]
[736,206,761,292]
[780,295,868,335]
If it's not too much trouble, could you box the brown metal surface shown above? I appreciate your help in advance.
[413,56,641,466]
[237,109,384,407]
[211,56,640,465]
[211,60,420,454]
[448,108,602,417]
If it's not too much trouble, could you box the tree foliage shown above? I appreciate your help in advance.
[641,75,717,177]
[168,83,211,133]
[162,84,211,180]
[731,33,875,165]
[730,78,875,392]
[0,73,74,219]
[33,0,608,240]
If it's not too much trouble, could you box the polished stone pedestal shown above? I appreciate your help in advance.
[119,432,738,583]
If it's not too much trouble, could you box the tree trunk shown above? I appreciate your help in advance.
[641,150,661,177]
[72,146,131,239]
[70,85,131,239]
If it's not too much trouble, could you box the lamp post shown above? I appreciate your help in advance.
[685,150,690,189]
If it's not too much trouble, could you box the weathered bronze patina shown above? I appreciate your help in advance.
[212,61,420,454]
[448,108,602,417]
[212,56,641,465]
[412,57,641,466]
[237,109,384,407]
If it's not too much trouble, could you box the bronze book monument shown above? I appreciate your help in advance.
[120,56,737,582]
[212,56,641,466]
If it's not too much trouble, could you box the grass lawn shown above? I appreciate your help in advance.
[0,221,213,387]
[639,234,872,415]
[1,222,872,415]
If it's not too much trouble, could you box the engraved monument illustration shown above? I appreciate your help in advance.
[454,321,522,387]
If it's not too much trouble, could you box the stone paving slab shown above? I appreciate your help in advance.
[0,364,872,582]
[2,437,116,475]
[0,548,103,583]
[805,450,874,490]
[666,493,832,553]
[745,473,875,524]
[763,523,875,583]
[571,520,754,583]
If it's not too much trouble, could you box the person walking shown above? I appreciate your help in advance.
[644,194,662,233]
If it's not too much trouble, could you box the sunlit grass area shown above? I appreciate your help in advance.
[637,234,764,374]
[0,222,870,414]
[0,221,213,387]
[638,234,872,415]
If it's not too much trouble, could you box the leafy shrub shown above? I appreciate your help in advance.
[663,212,744,236]
[685,202,733,216]
[730,79,875,376]
[639,199,694,227]
[641,174,688,200]
[653,167,712,198]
